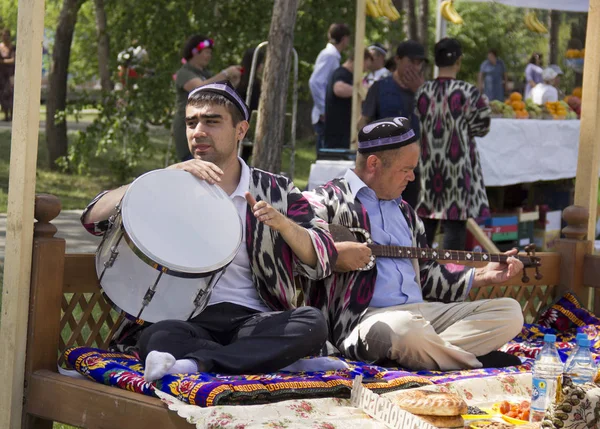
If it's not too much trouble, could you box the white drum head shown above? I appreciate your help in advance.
[122,169,242,274]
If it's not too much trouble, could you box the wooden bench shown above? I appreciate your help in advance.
[20,195,600,429]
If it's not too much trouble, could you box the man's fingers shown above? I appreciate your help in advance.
[245,192,258,208]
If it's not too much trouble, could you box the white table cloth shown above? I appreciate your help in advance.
[476,119,582,186]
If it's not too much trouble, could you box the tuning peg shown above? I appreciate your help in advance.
[521,267,530,283]
[534,265,543,280]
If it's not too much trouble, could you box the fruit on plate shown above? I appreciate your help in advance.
[509,92,523,102]
[572,87,583,99]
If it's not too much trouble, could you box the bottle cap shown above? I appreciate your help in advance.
[578,338,591,347]
[544,334,557,343]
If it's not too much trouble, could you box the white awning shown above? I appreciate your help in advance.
[463,0,589,12]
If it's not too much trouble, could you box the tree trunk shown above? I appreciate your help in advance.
[400,0,418,41]
[94,0,112,91]
[548,10,560,65]
[252,0,298,173]
[46,0,85,169]
[417,0,429,52]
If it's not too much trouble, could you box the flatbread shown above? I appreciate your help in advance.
[392,390,468,416]
[414,414,464,428]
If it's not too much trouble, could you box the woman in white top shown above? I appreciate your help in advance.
[529,67,559,105]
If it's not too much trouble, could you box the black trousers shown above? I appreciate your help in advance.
[423,218,468,250]
[137,302,328,374]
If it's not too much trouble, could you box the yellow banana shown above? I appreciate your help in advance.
[373,0,385,18]
[365,0,378,17]
[524,13,534,32]
[441,0,463,25]
[389,0,401,20]
[380,0,400,21]
[532,14,548,33]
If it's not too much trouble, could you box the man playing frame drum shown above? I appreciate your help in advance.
[81,81,337,380]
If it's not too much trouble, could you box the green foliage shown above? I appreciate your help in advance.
[447,2,546,85]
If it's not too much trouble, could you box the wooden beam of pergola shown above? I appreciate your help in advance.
[574,0,600,239]
[350,0,366,150]
[0,0,46,428]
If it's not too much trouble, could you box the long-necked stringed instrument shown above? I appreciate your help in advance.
[329,224,542,282]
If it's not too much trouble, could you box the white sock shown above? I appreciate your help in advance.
[143,351,199,382]
[144,351,176,382]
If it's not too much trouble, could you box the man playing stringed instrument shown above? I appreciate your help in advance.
[301,116,526,371]
[82,81,337,380]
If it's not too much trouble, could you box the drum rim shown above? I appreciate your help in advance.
[121,169,243,274]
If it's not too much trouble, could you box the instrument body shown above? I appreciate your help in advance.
[96,169,243,323]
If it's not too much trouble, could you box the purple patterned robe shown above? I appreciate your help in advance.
[415,77,491,221]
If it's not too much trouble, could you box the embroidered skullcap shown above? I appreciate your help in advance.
[358,117,418,154]
[188,80,250,122]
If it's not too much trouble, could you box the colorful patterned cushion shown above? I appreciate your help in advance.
[537,292,600,331]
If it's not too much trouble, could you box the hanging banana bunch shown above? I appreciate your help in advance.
[524,12,548,34]
[441,0,464,25]
[366,0,401,21]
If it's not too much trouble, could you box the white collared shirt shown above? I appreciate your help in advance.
[207,158,270,312]
[309,43,342,124]
[365,67,391,87]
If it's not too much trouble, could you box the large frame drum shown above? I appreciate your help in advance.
[96,169,242,323]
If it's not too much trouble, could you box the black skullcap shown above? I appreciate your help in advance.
[358,117,418,154]
[188,80,250,122]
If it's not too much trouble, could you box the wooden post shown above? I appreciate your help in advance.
[23,195,65,429]
[433,0,447,78]
[0,1,46,428]
[557,206,592,308]
[350,0,366,150]
[573,0,600,239]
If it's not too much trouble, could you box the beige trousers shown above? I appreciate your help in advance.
[342,298,524,371]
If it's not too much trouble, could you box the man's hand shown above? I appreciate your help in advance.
[334,241,372,273]
[472,248,524,288]
[401,67,425,92]
[166,159,223,185]
[245,192,289,232]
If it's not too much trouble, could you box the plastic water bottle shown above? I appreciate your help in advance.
[530,334,563,423]
[563,334,597,385]
[563,333,588,374]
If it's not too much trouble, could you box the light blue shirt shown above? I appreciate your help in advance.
[344,170,423,307]
[309,43,341,124]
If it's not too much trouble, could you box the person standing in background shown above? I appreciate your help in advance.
[309,23,351,151]
[364,43,390,87]
[478,49,507,102]
[324,50,373,150]
[415,38,491,250]
[172,35,242,161]
[0,29,15,122]
[524,52,543,100]
[358,40,427,208]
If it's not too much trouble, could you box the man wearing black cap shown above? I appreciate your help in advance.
[302,116,525,371]
[414,38,491,251]
[358,40,427,208]
[81,81,337,379]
